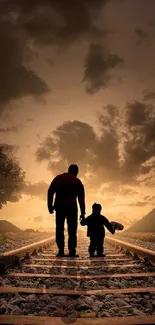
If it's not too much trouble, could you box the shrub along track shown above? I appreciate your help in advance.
[0,233,155,324]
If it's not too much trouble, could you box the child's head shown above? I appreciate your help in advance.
[92,203,102,214]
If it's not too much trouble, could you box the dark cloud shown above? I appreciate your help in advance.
[34,216,44,223]
[144,195,155,202]
[148,20,155,27]
[143,175,155,187]
[143,90,155,101]
[128,201,148,207]
[99,185,139,198]
[47,58,54,67]
[126,101,147,126]
[123,101,155,181]
[36,120,97,182]
[22,181,48,200]
[0,0,120,108]
[144,195,150,201]
[0,126,19,133]
[36,100,155,189]
[35,110,122,190]
[119,188,138,196]
[0,144,19,157]
[0,12,49,111]
[135,28,149,46]
[140,165,153,175]
[27,118,34,122]
[36,136,57,162]
[83,43,124,94]
[3,0,107,46]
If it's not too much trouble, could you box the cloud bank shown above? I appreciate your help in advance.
[83,43,123,94]
[35,100,155,192]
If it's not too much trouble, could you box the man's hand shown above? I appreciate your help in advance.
[49,206,55,214]
[79,213,85,221]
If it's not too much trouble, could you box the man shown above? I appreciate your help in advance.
[47,164,86,257]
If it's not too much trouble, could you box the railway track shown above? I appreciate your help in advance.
[0,233,155,324]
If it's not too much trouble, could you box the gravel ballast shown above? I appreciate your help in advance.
[110,235,155,252]
[1,274,155,290]
[1,238,155,319]
[0,234,53,255]
[0,292,155,317]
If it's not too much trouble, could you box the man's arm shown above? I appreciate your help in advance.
[77,180,86,216]
[102,216,115,234]
[47,177,57,214]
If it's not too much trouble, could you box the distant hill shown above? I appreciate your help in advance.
[126,208,155,232]
[0,220,22,233]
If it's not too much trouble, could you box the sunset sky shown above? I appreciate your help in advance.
[1,0,155,230]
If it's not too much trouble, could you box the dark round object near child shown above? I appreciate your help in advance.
[110,221,124,231]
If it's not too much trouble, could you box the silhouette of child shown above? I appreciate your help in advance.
[80,203,123,257]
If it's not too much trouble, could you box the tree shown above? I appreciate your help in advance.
[0,145,25,209]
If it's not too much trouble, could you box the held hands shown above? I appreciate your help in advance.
[79,213,85,221]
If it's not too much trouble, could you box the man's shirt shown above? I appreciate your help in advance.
[48,172,85,214]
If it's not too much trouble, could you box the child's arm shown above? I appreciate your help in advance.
[102,216,115,234]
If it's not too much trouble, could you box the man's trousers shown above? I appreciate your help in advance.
[55,205,78,254]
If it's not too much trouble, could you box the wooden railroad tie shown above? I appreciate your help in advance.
[1,286,155,295]
[0,315,155,325]
[38,256,131,262]
[7,271,155,279]
[39,251,124,259]
[22,263,143,269]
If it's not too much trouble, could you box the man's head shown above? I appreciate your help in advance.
[68,164,79,176]
[92,203,102,214]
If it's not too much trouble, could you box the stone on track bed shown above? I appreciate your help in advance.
[0,292,155,317]
[1,275,155,290]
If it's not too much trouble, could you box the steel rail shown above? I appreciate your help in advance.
[0,237,54,259]
[105,236,155,266]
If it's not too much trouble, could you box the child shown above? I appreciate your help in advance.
[80,203,123,257]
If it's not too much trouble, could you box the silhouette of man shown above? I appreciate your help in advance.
[47,164,86,257]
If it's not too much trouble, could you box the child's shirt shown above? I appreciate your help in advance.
[80,213,115,238]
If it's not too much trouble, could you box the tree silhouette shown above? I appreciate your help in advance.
[0,145,25,209]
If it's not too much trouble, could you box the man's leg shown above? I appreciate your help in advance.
[56,209,66,256]
[67,206,78,256]
[89,237,96,257]
[97,236,104,256]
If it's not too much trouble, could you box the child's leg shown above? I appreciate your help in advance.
[96,236,104,256]
[89,237,96,256]
[103,236,105,253]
